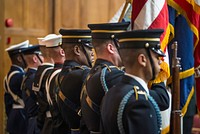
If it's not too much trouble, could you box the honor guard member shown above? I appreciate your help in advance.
[32,37,54,134]
[81,23,170,134]
[57,29,94,134]
[21,45,43,134]
[43,34,69,134]
[80,22,129,134]
[101,29,166,134]
[4,40,29,134]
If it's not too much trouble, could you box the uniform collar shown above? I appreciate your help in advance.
[42,62,54,66]
[63,60,81,68]
[11,64,24,72]
[54,63,63,69]
[124,73,149,94]
[26,67,37,73]
[27,67,37,71]
[94,59,114,67]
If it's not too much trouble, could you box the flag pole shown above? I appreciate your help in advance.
[118,0,132,22]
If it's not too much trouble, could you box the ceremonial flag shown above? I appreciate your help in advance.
[167,11,195,115]
[131,0,171,133]
[168,0,200,114]
[132,0,170,83]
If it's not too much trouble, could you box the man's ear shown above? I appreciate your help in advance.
[106,43,115,54]
[60,48,65,57]
[33,55,38,63]
[138,54,147,67]
[74,45,81,56]
[17,55,23,62]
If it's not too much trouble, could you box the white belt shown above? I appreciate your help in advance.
[46,111,52,118]
[90,131,101,134]
[12,104,24,109]
[71,128,80,132]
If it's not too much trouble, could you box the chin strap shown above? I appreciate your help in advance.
[81,44,92,68]
[146,48,156,80]
[20,54,27,68]
[35,53,43,64]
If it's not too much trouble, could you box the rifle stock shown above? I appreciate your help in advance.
[170,41,183,134]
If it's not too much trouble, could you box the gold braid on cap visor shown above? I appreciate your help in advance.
[118,38,160,42]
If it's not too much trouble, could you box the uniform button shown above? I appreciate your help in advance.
[150,114,153,118]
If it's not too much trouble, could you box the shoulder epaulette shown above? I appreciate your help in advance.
[117,86,148,134]
[117,86,162,134]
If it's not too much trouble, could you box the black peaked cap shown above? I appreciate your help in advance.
[88,22,130,39]
[116,29,165,57]
[21,45,40,55]
[59,29,93,48]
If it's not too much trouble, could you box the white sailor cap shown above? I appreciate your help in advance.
[5,40,29,56]
[42,34,62,48]
[37,38,46,46]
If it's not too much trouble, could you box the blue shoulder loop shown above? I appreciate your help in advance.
[100,67,109,93]
[147,95,162,134]
[117,89,162,134]
[117,90,135,134]
[100,65,122,93]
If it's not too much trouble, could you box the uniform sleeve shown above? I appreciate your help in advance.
[124,99,159,134]
[9,72,24,98]
[106,69,124,89]
[149,82,169,111]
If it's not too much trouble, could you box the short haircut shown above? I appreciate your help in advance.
[119,48,147,68]
[39,46,49,58]
[92,39,114,55]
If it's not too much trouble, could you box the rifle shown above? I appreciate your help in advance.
[170,41,183,134]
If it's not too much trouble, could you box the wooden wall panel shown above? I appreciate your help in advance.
[1,1,125,133]
[61,0,81,28]
[5,0,23,29]
[54,0,124,32]
[26,0,47,29]
[5,0,53,42]
[0,0,6,133]
[79,0,109,27]
[55,0,81,31]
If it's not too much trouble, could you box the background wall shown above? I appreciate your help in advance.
[0,0,124,133]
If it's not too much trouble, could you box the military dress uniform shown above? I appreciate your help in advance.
[4,40,29,134]
[80,22,130,133]
[4,65,28,134]
[41,34,69,134]
[100,29,167,134]
[56,29,93,134]
[21,45,41,134]
[32,62,54,133]
[101,74,162,134]
[81,59,124,133]
[46,63,70,134]
[32,39,54,133]
[22,67,40,134]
